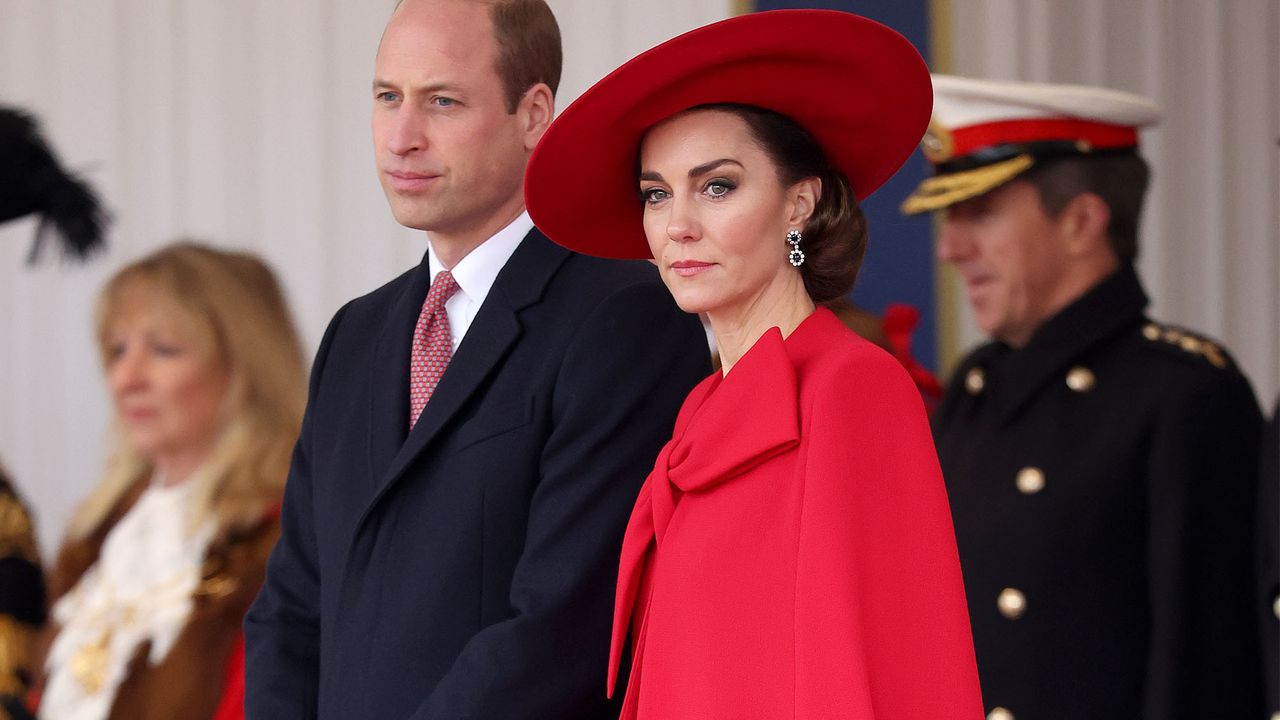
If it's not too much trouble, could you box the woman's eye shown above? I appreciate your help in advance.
[705,180,735,197]
[151,341,182,357]
[641,187,669,204]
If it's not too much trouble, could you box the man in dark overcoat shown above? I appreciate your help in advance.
[242,1,710,718]
[902,75,1265,720]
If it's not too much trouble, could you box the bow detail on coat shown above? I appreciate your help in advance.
[607,326,801,698]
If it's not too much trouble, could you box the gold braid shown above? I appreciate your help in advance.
[0,487,39,704]
[0,492,37,566]
[0,614,32,699]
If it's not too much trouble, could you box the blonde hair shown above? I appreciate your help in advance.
[66,242,307,540]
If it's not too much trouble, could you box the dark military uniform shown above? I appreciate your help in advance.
[0,469,43,720]
[1260,400,1279,720]
[934,265,1265,720]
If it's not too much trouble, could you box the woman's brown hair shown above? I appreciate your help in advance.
[695,103,869,303]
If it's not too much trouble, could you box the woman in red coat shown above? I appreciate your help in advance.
[526,10,982,719]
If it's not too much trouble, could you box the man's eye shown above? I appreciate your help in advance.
[376,91,399,103]
[433,96,456,107]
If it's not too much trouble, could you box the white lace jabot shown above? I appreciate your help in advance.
[42,477,216,720]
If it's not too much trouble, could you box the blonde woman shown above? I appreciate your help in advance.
[40,243,305,720]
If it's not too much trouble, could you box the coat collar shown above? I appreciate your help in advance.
[364,229,570,506]
[983,263,1148,423]
[608,308,843,698]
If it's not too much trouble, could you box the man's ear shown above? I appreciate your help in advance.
[517,83,555,152]
[787,177,822,229]
[1059,191,1111,256]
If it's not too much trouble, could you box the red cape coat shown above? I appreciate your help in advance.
[609,308,983,718]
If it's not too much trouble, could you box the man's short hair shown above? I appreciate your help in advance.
[488,0,562,113]
[1022,153,1150,262]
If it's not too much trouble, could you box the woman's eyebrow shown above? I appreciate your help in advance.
[639,158,744,183]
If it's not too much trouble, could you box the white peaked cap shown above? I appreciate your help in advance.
[901,75,1161,215]
[930,74,1161,131]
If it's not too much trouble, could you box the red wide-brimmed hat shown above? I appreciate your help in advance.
[525,9,932,260]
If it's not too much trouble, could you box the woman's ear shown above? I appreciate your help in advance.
[787,177,822,228]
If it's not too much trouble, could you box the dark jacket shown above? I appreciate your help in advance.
[1260,398,1279,717]
[244,231,710,719]
[934,264,1264,720]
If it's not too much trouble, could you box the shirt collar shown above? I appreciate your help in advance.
[426,211,533,302]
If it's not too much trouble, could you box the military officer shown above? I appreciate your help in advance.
[1261,399,1279,720]
[0,466,42,720]
[902,76,1265,720]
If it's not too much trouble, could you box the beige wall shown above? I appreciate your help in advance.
[0,0,732,555]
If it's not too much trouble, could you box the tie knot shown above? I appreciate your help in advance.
[426,270,460,310]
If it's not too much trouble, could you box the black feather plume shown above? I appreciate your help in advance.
[0,106,109,264]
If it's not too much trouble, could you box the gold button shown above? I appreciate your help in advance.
[965,367,986,394]
[1065,366,1095,392]
[1273,593,1279,620]
[1271,711,1280,720]
[988,708,1015,720]
[1142,323,1161,341]
[1179,336,1202,353]
[997,588,1026,619]
[1016,467,1045,495]
[1163,328,1184,342]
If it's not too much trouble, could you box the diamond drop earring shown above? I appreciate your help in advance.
[786,229,805,267]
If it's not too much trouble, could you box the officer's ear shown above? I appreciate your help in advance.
[1058,192,1111,257]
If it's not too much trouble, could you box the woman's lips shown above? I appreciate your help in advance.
[122,407,157,423]
[669,260,714,277]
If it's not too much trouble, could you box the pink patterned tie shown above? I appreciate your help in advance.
[409,270,460,429]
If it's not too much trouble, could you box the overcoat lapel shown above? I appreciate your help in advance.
[363,230,571,514]
[367,255,434,490]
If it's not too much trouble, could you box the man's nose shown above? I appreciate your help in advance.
[386,108,427,156]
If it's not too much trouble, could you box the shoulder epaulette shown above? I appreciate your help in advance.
[1140,322,1232,370]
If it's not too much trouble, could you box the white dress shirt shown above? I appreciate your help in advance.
[425,211,533,351]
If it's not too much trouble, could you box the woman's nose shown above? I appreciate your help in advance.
[109,347,148,395]
[665,197,701,243]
